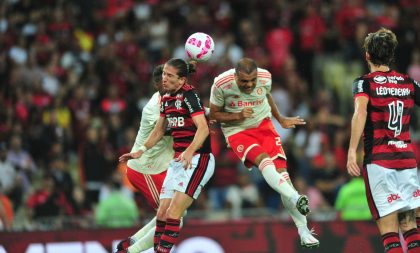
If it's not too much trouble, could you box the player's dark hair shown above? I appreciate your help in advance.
[152,64,164,84]
[166,58,196,78]
[363,28,398,66]
[235,58,257,74]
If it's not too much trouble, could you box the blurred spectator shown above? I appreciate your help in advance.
[293,176,330,211]
[335,177,372,221]
[226,172,262,219]
[94,171,139,228]
[311,152,346,206]
[7,135,37,195]
[408,48,420,82]
[0,142,17,195]
[26,172,73,220]
[80,127,113,208]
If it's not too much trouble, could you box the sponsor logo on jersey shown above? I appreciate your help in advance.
[357,80,364,92]
[229,99,264,107]
[387,193,401,203]
[376,87,410,96]
[237,145,244,152]
[373,76,387,84]
[387,140,407,148]
[185,98,193,113]
[387,76,405,84]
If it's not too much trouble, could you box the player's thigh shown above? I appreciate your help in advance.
[166,191,194,219]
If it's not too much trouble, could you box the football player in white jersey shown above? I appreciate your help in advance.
[209,58,319,248]
[116,65,174,253]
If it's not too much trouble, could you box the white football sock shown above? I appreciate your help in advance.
[259,158,299,201]
[128,226,155,252]
[131,216,157,241]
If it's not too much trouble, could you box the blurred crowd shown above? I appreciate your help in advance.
[0,0,420,230]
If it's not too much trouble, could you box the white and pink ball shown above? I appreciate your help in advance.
[185,32,215,62]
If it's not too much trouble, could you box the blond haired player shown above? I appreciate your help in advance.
[209,58,319,248]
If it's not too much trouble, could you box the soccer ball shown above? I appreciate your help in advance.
[185,32,215,61]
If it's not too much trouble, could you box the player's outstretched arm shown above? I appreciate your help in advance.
[266,93,306,128]
[119,116,167,163]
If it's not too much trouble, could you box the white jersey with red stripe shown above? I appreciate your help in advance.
[210,68,272,138]
[127,92,174,174]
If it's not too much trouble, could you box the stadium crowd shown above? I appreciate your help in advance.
[0,0,420,230]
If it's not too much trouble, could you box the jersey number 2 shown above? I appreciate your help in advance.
[388,100,403,137]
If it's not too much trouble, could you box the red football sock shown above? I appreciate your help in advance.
[403,228,420,252]
[156,218,181,253]
[382,232,403,253]
[154,220,166,252]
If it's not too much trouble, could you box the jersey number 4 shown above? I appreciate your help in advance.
[388,100,403,137]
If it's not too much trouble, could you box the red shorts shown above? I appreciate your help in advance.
[227,118,287,169]
[126,167,167,210]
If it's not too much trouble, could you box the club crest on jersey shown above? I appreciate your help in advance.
[237,145,244,152]
[175,100,182,110]
[373,76,387,84]
[256,87,263,95]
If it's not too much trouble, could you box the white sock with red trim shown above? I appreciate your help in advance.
[259,158,299,201]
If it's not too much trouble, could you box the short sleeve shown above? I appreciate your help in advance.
[210,84,225,107]
[184,90,204,117]
[352,78,370,99]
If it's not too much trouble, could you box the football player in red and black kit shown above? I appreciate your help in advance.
[347,28,420,253]
[120,58,214,253]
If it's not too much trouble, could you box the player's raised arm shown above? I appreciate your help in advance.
[119,116,167,162]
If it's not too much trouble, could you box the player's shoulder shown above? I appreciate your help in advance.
[213,68,235,89]
[352,74,368,84]
[257,68,272,85]
[182,83,195,93]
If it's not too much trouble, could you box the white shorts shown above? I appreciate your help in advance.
[365,164,420,219]
[160,153,215,200]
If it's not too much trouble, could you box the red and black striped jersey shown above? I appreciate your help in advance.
[352,70,420,169]
[160,83,211,156]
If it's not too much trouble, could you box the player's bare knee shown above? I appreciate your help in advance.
[156,206,167,220]
[254,153,270,166]
[398,209,417,233]
[165,206,184,220]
